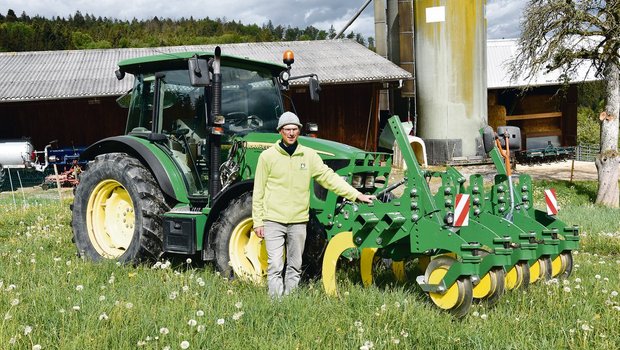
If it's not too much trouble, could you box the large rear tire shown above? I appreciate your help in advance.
[72,153,168,263]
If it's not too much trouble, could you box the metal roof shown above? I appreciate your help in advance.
[0,40,412,102]
[487,38,600,89]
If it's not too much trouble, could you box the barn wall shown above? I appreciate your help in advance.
[0,97,126,150]
[290,83,380,151]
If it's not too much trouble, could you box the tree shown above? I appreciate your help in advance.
[511,0,620,207]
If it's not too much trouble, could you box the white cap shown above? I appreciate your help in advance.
[277,111,303,131]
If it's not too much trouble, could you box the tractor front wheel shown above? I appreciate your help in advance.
[72,153,168,263]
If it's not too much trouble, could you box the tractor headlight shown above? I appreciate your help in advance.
[351,174,363,188]
[364,175,375,188]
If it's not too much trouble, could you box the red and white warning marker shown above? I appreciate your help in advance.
[454,193,470,227]
[544,189,559,215]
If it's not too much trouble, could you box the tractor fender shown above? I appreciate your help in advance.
[202,179,254,261]
[80,136,188,202]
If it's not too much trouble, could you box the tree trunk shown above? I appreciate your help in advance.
[595,63,620,208]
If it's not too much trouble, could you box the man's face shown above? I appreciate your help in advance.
[279,125,300,146]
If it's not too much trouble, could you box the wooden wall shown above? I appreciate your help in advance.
[0,82,381,152]
[0,97,126,150]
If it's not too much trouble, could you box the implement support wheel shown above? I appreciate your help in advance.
[425,256,473,318]
[505,261,530,291]
[551,251,574,279]
[360,248,407,287]
[529,256,552,284]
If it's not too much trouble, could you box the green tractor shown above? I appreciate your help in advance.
[71,46,578,318]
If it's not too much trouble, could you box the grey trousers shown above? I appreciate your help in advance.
[263,221,307,297]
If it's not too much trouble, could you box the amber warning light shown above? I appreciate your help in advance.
[283,50,294,66]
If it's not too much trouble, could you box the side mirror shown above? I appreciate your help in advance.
[497,126,522,150]
[309,77,321,102]
[481,126,496,154]
[188,56,210,87]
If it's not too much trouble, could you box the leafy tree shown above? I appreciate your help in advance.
[511,0,620,207]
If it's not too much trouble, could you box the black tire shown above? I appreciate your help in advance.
[212,192,325,281]
[212,192,255,279]
[71,153,168,263]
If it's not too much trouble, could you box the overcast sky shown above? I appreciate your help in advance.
[1,0,526,40]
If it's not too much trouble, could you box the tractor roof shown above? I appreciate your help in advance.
[118,51,287,76]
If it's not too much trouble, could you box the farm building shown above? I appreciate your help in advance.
[0,40,411,152]
[0,38,596,162]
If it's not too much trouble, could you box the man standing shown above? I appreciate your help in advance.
[252,111,374,298]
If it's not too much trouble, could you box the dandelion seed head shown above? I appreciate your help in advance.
[180,340,190,349]
[575,278,582,283]
[99,295,105,301]
[9,337,16,345]
[380,304,387,312]
[137,340,146,346]
[32,345,42,350]
[232,311,244,320]
[186,258,192,264]
[10,298,19,306]
[604,277,609,282]
[182,285,189,292]
[235,301,243,309]
[480,314,488,320]
[169,291,178,300]
[159,327,169,335]
[354,320,362,327]
[99,312,109,321]
[188,319,197,327]
[197,324,206,332]
[196,310,204,317]
[75,285,84,291]
[72,305,80,311]
[581,324,592,331]
[227,289,233,295]
[216,318,225,325]
[24,325,33,335]
[611,291,618,297]
[613,306,620,311]
[4,313,12,320]
[564,287,571,293]
[595,274,601,279]
[125,302,133,309]
[472,311,480,317]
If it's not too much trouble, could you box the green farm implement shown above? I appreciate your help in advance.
[71,47,578,318]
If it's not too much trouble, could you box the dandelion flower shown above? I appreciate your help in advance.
[180,340,190,349]
[159,327,170,335]
[24,325,33,335]
[216,318,225,325]
[188,319,197,327]
[196,310,205,317]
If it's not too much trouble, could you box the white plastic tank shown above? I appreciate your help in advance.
[0,140,35,169]
[414,0,487,164]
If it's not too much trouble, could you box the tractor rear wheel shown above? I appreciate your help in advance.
[72,153,168,263]
[212,192,267,282]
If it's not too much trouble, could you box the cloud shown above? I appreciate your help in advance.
[487,0,526,39]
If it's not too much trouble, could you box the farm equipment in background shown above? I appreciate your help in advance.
[0,139,36,190]
[34,142,87,189]
[71,47,578,318]
[515,142,575,165]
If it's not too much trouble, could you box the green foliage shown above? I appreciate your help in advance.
[577,106,601,145]
[1,183,619,349]
[0,9,372,52]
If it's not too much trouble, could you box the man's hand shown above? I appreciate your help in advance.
[254,226,264,238]
[356,193,376,204]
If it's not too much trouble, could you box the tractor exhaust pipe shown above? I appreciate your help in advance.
[209,46,223,199]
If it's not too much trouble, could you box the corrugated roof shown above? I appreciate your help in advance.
[487,38,599,89]
[0,40,412,102]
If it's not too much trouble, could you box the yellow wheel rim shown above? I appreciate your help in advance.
[86,179,135,258]
[472,271,497,299]
[322,232,355,296]
[428,264,462,310]
[551,255,564,277]
[228,218,267,283]
[505,264,522,290]
[360,248,378,287]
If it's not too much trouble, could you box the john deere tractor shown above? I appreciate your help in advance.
[71,46,578,318]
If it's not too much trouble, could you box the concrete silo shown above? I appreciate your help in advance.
[414,0,487,163]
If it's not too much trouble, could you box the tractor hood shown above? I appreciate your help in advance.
[241,133,368,161]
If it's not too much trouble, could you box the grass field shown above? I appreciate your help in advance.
[0,180,619,350]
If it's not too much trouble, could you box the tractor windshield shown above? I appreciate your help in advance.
[125,66,284,136]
